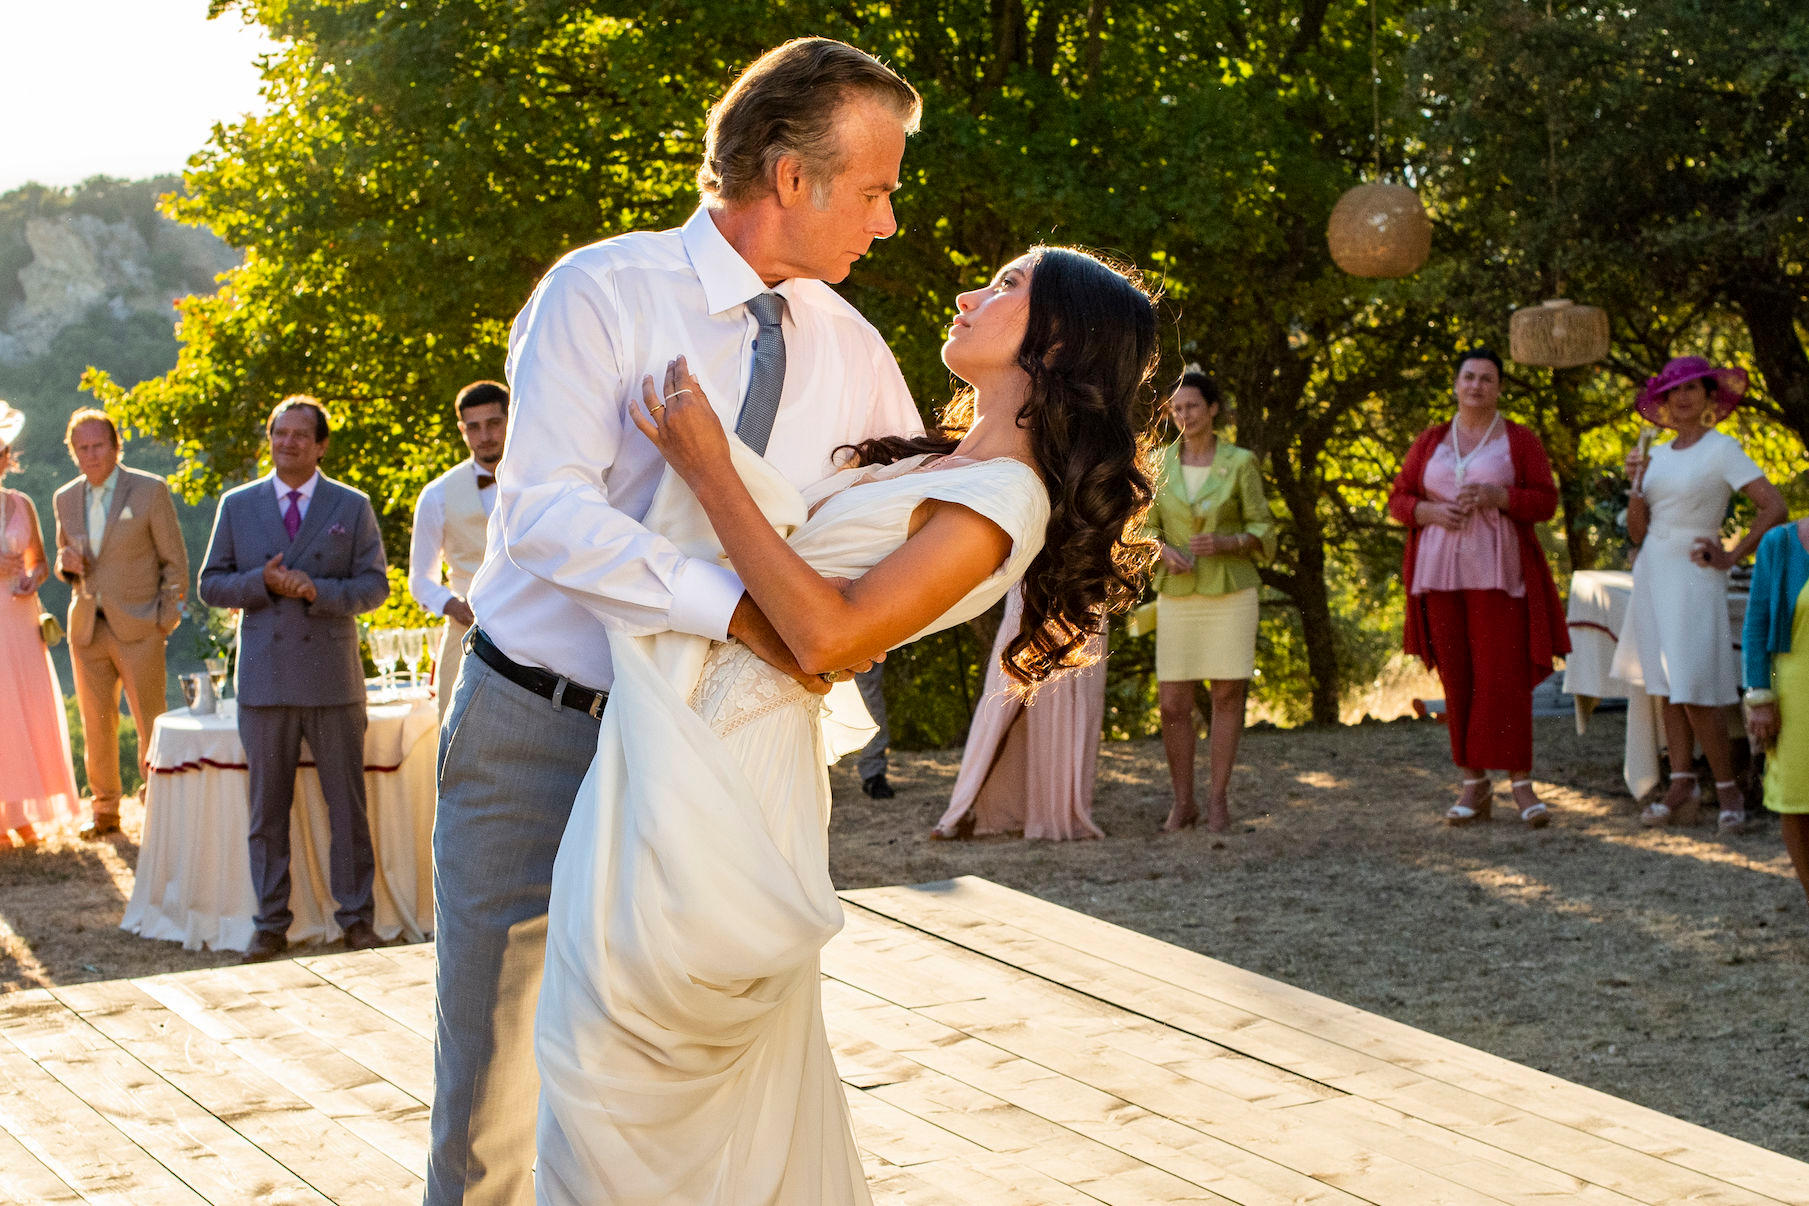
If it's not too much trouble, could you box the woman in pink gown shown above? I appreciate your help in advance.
[0,404,82,845]
[933,585,1108,840]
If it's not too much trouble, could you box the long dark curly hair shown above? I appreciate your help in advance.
[841,246,1161,687]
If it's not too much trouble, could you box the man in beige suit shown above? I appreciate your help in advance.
[407,380,506,719]
[53,408,188,838]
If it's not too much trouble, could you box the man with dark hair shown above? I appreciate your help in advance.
[427,37,923,1205]
[52,407,187,838]
[198,396,390,964]
[409,380,508,719]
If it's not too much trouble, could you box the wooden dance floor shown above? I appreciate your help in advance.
[0,877,1804,1204]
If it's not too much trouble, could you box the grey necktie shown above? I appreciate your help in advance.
[734,292,787,455]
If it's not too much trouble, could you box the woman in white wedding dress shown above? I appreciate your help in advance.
[534,247,1161,1205]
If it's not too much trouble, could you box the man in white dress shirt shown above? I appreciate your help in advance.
[407,380,507,720]
[426,38,923,1205]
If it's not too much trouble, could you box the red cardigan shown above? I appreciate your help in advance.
[1388,419,1571,686]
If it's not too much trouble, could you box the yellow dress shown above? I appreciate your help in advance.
[1764,579,1809,815]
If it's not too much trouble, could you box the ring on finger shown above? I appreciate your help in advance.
[664,388,692,402]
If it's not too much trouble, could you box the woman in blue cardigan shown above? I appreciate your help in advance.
[1741,517,1809,906]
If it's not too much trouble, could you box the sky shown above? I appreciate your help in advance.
[0,0,276,193]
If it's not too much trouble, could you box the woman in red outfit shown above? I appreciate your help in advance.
[1389,348,1570,826]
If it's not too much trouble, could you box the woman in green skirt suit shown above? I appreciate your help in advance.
[1147,372,1273,833]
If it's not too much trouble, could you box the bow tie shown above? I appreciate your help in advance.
[476,473,496,490]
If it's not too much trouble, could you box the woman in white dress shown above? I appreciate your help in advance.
[1616,356,1785,832]
[534,247,1160,1205]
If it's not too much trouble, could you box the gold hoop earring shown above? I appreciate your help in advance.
[1700,407,1717,429]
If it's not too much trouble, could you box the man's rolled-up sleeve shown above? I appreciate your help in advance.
[407,485,454,617]
[493,263,742,641]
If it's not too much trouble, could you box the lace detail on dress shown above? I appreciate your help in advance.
[688,640,818,738]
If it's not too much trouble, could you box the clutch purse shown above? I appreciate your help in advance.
[1126,600,1158,638]
[39,612,64,647]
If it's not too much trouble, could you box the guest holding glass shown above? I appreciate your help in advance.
[1389,348,1569,827]
[0,402,82,845]
[1740,517,1809,905]
[1616,356,1785,832]
[1147,371,1272,833]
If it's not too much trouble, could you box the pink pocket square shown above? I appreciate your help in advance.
[328,522,349,536]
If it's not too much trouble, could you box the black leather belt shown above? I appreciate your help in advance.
[469,628,608,719]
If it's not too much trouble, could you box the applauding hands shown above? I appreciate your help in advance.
[262,553,316,603]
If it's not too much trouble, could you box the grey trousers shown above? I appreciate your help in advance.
[426,655,600,1206]
[237,702,374,935]
[855,662,890,782]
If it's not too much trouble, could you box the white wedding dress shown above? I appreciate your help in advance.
[534,447,1048,1205]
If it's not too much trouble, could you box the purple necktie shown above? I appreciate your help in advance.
[283,489,302,540]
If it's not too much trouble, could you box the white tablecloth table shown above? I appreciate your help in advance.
[1563,569,1745,799]
[122,693,439,952]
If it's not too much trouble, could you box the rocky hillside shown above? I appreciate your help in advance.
[0,177,237,365]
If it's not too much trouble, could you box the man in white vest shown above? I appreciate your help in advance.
[408,380,507,719]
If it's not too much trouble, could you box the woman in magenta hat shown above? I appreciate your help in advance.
[1615,356,1786,833]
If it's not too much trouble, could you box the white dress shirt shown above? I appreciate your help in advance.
[467,205,922,688]
[273,470,321,523]
[409,460,498,616]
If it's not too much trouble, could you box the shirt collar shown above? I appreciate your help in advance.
[90,466,120,498]
[274,470,321,501]
[679,205,804,319]
[473,460,497,487]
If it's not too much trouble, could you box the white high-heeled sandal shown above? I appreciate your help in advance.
[1510,779,1549,828]
[1715,779,1747,835]
[1642,772,1700,828]
[1445,778,1492,825]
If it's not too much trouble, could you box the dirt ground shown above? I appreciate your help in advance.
[3,711,1806,1163]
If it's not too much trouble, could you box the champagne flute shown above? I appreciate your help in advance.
[370,628,400,694]
[205,656,229,699]
[399,627,425,687]
[1633,424,1657,495]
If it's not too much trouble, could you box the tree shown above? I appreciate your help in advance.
[96,0,1494,727]
[1407,0,1809,447]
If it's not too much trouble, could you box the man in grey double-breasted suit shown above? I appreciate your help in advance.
[198,395,390,963]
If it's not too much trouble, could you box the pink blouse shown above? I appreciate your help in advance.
[1410,433,1525,597]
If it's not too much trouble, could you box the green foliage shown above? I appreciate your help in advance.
[83,0,1809,736]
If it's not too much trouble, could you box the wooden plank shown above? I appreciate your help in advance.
[868,1149,1112,1205]
[207,961,434,1104]
[843,882,1803,1205]
[0,1120,85,1204]
[0,1000,210,1205]
[861,878,1809,1203]
[830,908,1337,1110]
[300,948,436,1039]
[1,992,330,1204]
[136,970,428,1170]
[828,978,1492,1206]
[846,1084,994,1167]
[1288,1096,1652,1206]
[54,980,421,1203]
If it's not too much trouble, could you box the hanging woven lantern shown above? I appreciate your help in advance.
[1509,298,1610,368]
[1327,182,1432,278]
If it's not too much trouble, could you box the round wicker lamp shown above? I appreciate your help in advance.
[1327,182,1432,278]
[1509,298,1610,368]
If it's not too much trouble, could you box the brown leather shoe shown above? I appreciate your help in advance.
[79,815,121,840]
[341,920,382,951]
[241,930,288,964]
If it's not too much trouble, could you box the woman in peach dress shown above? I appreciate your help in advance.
[0,403,82,845]
[933,584,1108,840]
